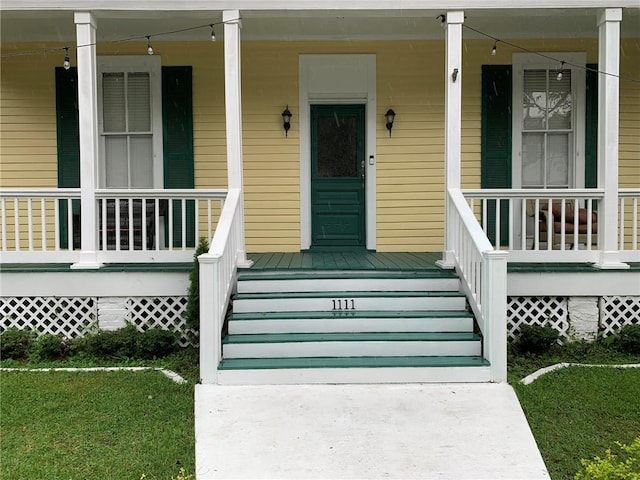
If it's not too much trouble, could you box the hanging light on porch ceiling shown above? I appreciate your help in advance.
[210,24,217,41]
[146,36,154,55]
[63,47,71,70]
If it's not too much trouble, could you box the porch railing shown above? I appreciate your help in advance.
[447,188,507,382]
[198,188,242,384]
[619,189,640,261]
[0,188,227,264]
[462,189,606,262]
[0,188,81,263]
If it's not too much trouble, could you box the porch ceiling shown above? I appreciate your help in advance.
[1,7,639,44]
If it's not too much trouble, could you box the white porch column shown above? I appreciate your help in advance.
[595,8,628,269]
[223,10,252,267]
[438,11,464,269]
[71,12,101,269]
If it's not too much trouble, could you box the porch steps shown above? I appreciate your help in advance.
[217,269,491,385]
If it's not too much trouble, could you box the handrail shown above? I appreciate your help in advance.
[198,188,241,384]
[0,188,81,199]
[448,188,507,382]
[95,188,227,199]
[462,188,605,199]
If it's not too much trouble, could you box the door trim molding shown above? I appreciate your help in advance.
[299,54,377,250]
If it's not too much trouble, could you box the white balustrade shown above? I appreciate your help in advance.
[462,188,608,262]
[199,188,242,384]
[619,189,640,261]
[0,188,227,264]
[448,188,507,382]
[0,189,81,263]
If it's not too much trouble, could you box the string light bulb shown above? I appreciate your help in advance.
[556,61,565,81]
[146,36,154,55]
[491,41,498,56]
[210,24,216,41]
[436,14,446,28]
[63,47,71,70]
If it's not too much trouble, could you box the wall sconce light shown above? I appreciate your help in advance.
[282,106,292,137]
[384,109,396,137]
[452,68,459,83]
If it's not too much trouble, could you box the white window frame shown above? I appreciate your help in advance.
[97,56,163,189]
[512,52,586,190]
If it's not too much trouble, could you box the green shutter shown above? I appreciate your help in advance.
[55,67,80,249]
[162,66,195,247]
[481,65,512,246]
[585,64,598,189]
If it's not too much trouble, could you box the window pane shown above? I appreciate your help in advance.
[105,136,128,187]
[127,72,151,132]
[316,114,358,178]
[130,136,153,188]
[522,133,544,187]
[523,69,547,130]
[103,73,126,132]
[547,134,569,187]
[548,69,572,130]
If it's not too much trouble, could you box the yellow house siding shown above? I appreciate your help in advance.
[1,38,638,253]
[0,47,59,188]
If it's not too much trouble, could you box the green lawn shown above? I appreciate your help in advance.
[0,370,195,480]
[513,367,640,479]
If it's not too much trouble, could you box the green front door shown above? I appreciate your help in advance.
[311,104,366,248]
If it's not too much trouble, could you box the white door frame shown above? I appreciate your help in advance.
[299,54,377,250]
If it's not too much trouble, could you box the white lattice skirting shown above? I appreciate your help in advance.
[508,295,640,341]
[0,295,193,347]
[2,295,637,347]
[599,296,640,336]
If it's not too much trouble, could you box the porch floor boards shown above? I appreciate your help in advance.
[246,252,443,272]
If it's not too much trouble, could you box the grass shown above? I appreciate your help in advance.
[508,342,640,479]
[0,350,198,480]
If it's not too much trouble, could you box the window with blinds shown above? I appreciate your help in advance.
[521,68,573,188]
[101,71,153,188]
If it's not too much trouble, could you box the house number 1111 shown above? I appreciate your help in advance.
[332,299,356,311]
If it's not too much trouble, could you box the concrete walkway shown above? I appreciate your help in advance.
[195,383,550,479]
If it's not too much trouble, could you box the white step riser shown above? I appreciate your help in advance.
[228,317,474,334]
[217,366,492,385]
[223,341,481,359]
[237,278,459,294]
[233,296,466,313]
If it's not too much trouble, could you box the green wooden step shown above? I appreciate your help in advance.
[228,310,473,321]
[233,291,464,300]
[223,332,481,344]
[219,355,490,370]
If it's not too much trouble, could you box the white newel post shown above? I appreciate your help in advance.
[71,12,101,270]
[482,250,508,383]
[223,10,252,268]
[438,11,464,269]
[595,8,628,270]
[199,253,219,384]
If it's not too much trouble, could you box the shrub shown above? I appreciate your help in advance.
[185,237,209,332]
[135,328,179,360]
[0,328,37,360]
[30,333,66,361]
[513,324,559,354]
[70,325,178,360]
[73,325,141,359]
[574,437,640,480]
[616,324,640,354]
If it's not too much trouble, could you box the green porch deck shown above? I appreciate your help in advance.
[246,252,443,271]
[1,253,637,273]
